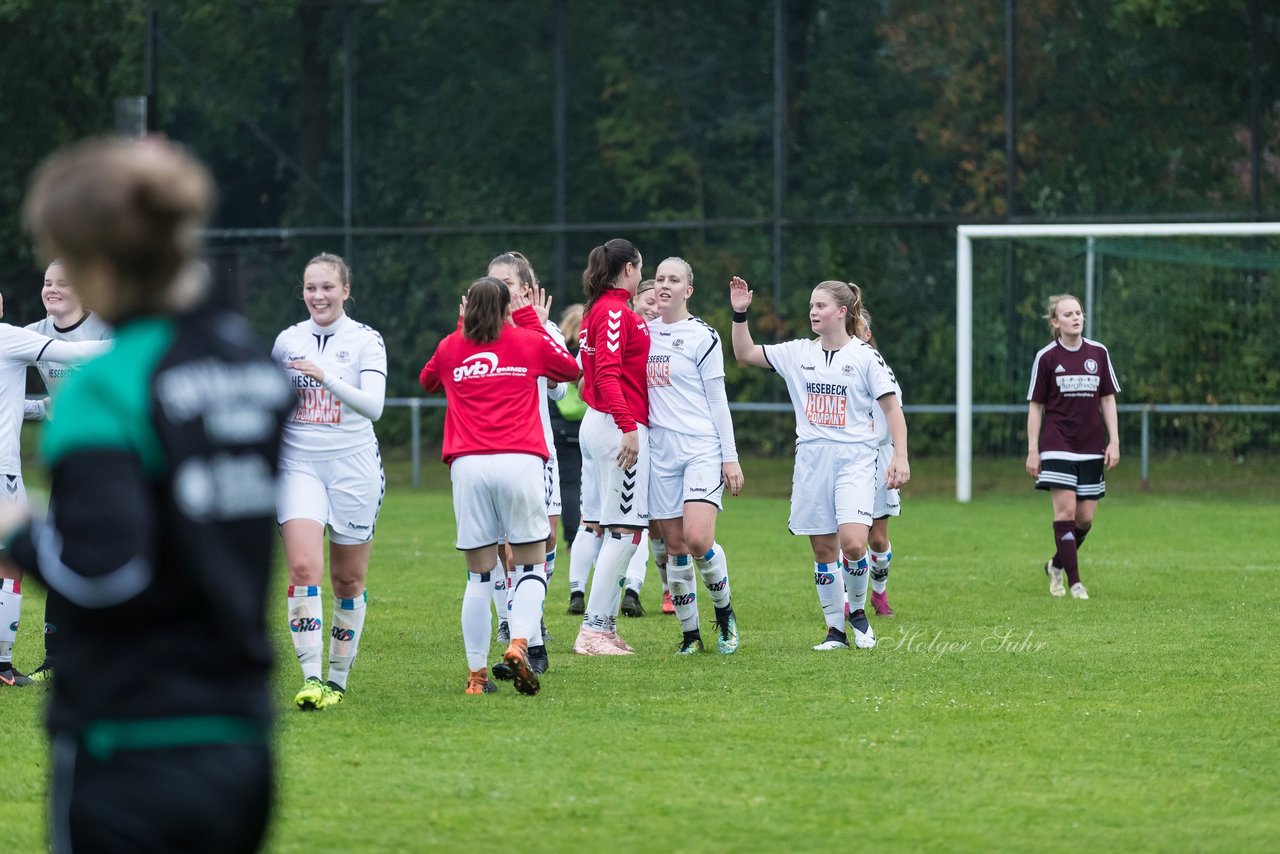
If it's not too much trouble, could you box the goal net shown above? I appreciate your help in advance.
[955,223,1280,501]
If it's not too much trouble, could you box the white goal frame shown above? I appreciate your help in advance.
[955,221,1280,502]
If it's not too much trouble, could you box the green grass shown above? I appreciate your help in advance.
[3,475,1278,852]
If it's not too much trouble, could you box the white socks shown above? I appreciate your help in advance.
[843,554,870,615]
[814,562,844,630]
[0,578,21,667]
[582,531,639,632]
[509,564,548,643]
[668,554,699,632]
[694,543,731,609]
[462,571,493,671]
[328,591,367,690]
[569,526,603,594]
[870,544,891,593]
[624,530,651,592]
[287,585,324,681]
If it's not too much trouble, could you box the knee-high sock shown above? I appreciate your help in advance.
[842,553,870,615]
[1053,521,1080,586]
[668,555,699,632]
[462,571,493,671]
[287,584,324,681]
[492,567,509,625]
[569,526,603,594]
[328,591,367,690]
[695,543,731,609]
[651,537,669,591]
[869,543,891,594]
[624,530,651,592]
[1052,525,1091,569]
[0,578,21,667]
[545,548,557,583]
[509,565,548,643]
[582,530,640,632]
[814,562,844,630]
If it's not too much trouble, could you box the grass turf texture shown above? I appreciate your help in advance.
[2,464,1277,852]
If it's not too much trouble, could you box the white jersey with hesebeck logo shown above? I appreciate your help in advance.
[763,337,897,446]
[273,314,387,460]
[647,315,724,438]
[26,313,113,393]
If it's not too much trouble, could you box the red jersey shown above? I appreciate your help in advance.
[579,288,650,432]
[421,306,580,465]
[1027,337,1120,458]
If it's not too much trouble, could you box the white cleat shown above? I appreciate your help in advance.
[1045,560,1066,597]
[848,610,877,649]
[573,628,634,655]
[1070,582,1089,600]
[812,627,849,651]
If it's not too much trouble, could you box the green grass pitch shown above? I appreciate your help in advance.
[2,463,1277,852]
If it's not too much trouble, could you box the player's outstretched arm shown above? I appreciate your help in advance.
[729,276,769,368]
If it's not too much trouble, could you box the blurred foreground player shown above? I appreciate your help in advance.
[4,137,293,853]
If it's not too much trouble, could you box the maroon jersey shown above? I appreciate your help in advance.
[1027,337,1120,458]
[580,287,650,432]
[420,306,580,465]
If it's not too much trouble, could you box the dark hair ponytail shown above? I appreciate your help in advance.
[582,238,639,310]
[463,276,510,344]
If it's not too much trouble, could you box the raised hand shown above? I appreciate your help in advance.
[729,276,754,312]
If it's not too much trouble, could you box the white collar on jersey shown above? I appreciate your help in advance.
[308,313,350,337]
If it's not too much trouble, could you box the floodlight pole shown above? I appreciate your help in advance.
[342,4,357,267]
[772,0,786,314]
[1085,236,1096,339]
[145,8,158,132]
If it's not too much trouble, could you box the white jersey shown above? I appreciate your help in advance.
[646,315,726,439]
[537,319,567,456]
[25,313,113,393]
[0,324,109,474]
[762,337,897,446]
[872,356,903,447]
[273,314,386,460]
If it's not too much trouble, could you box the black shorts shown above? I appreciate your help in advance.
[1035,457,1106,499]
[51,738,272,854]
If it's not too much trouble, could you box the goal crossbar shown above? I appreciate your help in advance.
[955,222,1280,502]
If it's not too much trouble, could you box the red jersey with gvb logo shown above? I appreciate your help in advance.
[1027,337,1120,459]
[579,288,650,432]
[420,306,580,465]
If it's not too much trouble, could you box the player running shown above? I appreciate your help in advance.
[729,276,908,651]
[1026,293,1120,600]
[646,258,744,654]
[274,253,387,711]
[421,276,580,696]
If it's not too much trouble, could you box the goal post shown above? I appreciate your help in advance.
[955,221,1280,502]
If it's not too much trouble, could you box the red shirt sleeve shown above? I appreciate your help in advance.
[590,306,636,433]
[420,338,446,392]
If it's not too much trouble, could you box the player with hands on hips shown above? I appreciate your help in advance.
[729,275,908,652]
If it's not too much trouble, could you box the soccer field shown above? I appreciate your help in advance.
[3,481,1277,852]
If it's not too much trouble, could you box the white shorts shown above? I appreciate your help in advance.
[648,428,724,519]
[0,473,27,505]
[873,442,902,519]
[579,446,600,523]
[450,453,550,550]
[579,407,649,528]
[788,442,877,535]
[543,452,562,516]
[277,444,384,545]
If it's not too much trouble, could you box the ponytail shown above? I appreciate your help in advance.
[813,280,866,340]
[582,238,639,310]
[462,276,510,344]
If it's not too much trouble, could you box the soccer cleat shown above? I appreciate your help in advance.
[620,588,646,617]
[294,676,325,710]
[849,609,877,649]
[604,631,634,653]
[315,681,346,710]
[1070,582,1089,600]
[661,590,675,615]
[1045,560,1066,597]
[870,590,895,618]
[573,628,633,655]
[676,631,704,655]
[528,644,549,674]
[812,627,849,651]
[496,620,511,645]
[491,660,512,681]
[502,640,540,696]
[28,661,53,684]
[0,667,33,687]
[713,608,739,654]
[466,668,497,695]
[566,591,585,615]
